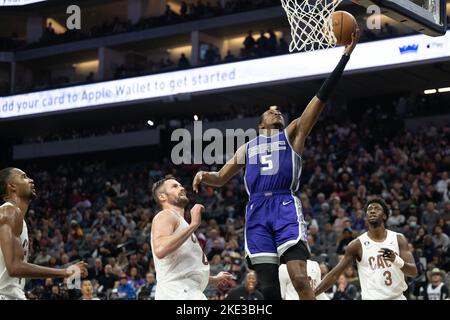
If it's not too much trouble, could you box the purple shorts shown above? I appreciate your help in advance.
[245,191,308,265]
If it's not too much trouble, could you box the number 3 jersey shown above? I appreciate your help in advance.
[0,213,28,300]
[356,230,408,300]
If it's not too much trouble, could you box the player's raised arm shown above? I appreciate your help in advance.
[151,204,204,259]
[193,144,246,193]
[379,234,417,278]
[286,29,360,155]
[314,239,360,296]
[0,209,86,279]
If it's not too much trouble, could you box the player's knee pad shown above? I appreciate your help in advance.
[253,263,282,300]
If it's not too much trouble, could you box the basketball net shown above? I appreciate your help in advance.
[280,0,343,52]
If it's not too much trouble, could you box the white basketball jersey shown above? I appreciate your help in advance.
[357,230,407,300]
[0,204,29,300]
[279,260,329,300]
[151,212,209,294]
[426,283,444,300]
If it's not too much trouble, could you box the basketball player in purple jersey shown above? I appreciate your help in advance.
[193,30,360,300]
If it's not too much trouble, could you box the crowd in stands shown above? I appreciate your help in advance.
[7,94,449,300]
[112,28,289,80]
[3,0,279,52]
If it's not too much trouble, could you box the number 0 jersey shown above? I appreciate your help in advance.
[151,211,209,298]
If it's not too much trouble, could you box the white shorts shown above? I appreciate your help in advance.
[155,279,207,300]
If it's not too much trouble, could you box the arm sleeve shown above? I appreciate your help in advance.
[316,54,351,102]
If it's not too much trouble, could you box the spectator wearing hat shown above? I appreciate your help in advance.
[225,271,264,300]
[116,274,136,300]
[229,254,245,284]
[420,268,449,300]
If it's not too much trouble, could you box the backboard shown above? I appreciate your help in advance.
[352,0,447,36]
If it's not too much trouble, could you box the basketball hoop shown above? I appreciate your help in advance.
[280,0,343,52]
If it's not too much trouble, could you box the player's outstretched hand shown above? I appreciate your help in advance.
[65,261,88,278]
[190,204,205,229]
[344,28,360,55]
[378,248,396,262]
[192,171,204,193]
[212,271,233,287]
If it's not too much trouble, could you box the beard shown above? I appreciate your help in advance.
[169,194,189,208]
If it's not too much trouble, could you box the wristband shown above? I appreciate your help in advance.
[393,255,405,268]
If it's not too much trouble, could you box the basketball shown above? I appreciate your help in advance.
[332,11,358,46]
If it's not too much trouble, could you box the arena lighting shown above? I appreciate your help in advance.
[0,0,46,5]
[193,115,199,121]
[147,120,154,126]
[437,87,450,93]
[1,31,450,119]
[424,89,437,94]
